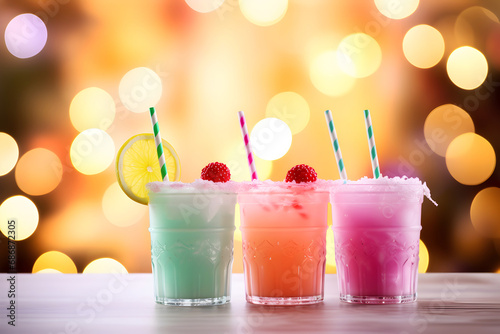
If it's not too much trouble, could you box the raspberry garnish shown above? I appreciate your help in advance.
[285,164,317,183]
[201,162,231,183]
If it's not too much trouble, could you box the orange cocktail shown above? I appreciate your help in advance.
[238,180,330,305]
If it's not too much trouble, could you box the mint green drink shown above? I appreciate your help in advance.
[147,180,237,306]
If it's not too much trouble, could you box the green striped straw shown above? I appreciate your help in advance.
[149,107,168,181]
[324,110,347,182]
[363,109,381,179]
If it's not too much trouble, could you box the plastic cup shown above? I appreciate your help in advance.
[238,181,330,305]
[147,181,237,306]
[330,178,425,304]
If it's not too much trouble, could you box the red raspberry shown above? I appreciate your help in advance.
[285,164,317,183]
[201,162,231,183]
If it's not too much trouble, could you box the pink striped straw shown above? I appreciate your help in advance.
[238,111,258,181]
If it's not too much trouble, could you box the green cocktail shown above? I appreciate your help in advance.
[147,180,237,306]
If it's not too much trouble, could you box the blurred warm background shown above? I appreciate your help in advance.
[0,0,499,274]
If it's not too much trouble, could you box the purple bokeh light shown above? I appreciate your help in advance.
[4,13,48,59]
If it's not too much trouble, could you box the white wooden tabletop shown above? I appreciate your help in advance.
[1,273,499,334]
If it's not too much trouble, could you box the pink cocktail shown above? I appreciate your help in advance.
[331,177,429,304]
[239,180,330,305]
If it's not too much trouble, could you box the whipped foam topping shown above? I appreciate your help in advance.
[147,176,437,205]
[342,176,437,206]
[237,179,341,193]
[147,179,340,194]
[147,179,240,194]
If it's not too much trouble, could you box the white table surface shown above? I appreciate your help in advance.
[1,273,499,334]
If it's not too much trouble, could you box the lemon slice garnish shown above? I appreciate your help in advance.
[116,133,180,204]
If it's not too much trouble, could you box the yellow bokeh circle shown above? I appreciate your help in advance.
[375,0,419,20]
[325,227,336,272]
[0,195,39,241]
[0,132,19,176]
[470,187,500,238]
[32,251,77,273]
[69,87,116,132]
[15,148,63,196]
[445,133,496,185]
[337,33,382,78]
[239,0,288,27]
[310,50,356,96]
[102,182,146,227]
[424,104,475,157]
[265,92,310,135]
[419,239,429,273]
[83,258,128,273]
[70,129,115,175]
[447,46,488,90]
[403,25,445,69]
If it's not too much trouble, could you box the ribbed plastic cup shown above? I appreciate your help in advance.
[147,183,236,306]
[331,180,424,304]
[238,181,329,305]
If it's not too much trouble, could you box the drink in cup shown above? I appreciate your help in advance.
[330,177,432,304]
[239,165,332,305]
[147,179,237,306]
[115,107,238,306]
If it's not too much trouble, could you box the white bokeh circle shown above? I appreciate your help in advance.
[239,0,288,27]
[185,0,225,13]
[69,87,116,132]
[83,258,128,274]
[250,118,292,161]
[119,67,163,113]
[0,132,19,176]
[336,33,382,78]
[375,0,419,20]
[447,46,488,90]
[70,129,115,175]
[403,25,445,69]
[0,195,39,241]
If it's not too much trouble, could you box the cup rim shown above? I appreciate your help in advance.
[331,182,425,193]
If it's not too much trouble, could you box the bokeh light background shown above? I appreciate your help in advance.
[1,0,500,274]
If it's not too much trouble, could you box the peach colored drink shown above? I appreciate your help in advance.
[239,181,330,305]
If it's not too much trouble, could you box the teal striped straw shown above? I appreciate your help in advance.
[149,107,168,181]
[363,109,381,179]
[324,110,348,182]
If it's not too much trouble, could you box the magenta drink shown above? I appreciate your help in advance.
[331,177,431,304]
